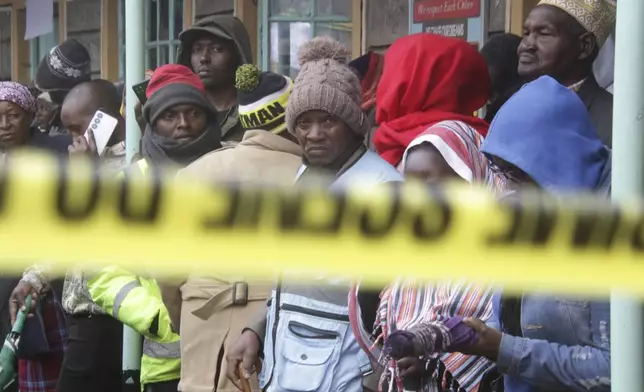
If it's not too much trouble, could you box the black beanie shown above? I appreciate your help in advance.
[34,39,91,94]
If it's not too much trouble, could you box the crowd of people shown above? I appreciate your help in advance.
[0,0,617,391]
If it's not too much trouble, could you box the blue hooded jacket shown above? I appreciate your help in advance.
[481,76,612,392]
[482,76,610,192]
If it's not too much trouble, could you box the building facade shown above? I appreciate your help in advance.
[0,0,538,84]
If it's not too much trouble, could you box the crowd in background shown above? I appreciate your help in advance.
[0,0,617,392]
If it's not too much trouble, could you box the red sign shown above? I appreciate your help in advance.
[413,0,481,23]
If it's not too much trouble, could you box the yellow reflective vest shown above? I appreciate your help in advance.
[88,266,181,388]
[116,158,150,179]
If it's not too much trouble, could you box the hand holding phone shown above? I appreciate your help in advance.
[85,110,118,156]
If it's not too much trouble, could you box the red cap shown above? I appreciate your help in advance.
[146,64,206,99]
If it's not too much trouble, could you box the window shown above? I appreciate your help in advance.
[30,10,60,79]
[145,0,184,69]
[261,0,358,78]
[0,8,11,81]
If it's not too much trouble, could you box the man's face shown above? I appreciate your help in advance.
[517,6,583,82]
[154,104,208,142]
[189,35,238,90]
[294,110,358,167]
[60,97,94,139]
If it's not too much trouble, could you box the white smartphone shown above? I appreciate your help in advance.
[85,110,118,156]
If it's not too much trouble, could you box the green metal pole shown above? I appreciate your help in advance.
[610,1,644,391]
[125,0,144,162]
[123,0,145,390]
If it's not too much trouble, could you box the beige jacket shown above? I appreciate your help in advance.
[160,130,302,392]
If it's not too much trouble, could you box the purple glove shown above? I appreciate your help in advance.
[383,316,478,359]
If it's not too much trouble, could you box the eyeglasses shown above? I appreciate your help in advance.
[487,159,534,185]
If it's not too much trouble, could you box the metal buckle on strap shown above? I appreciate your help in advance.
[232,282,249,305]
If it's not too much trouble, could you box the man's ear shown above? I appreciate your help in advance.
[578,31,597,61]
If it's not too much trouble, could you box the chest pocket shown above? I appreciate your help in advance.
[267,296,369,392]
[554,297,592,345]
[278,323,339,392]
[521,295,591,346]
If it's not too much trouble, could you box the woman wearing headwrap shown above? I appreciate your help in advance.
[0,82,68,392]
[0,82,70,158]
[354,123,506,392]
[402,121,506,190]
[374,33,490,169]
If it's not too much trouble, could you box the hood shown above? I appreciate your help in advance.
[373,33,490,167]
[482,76,609,191]
[177,15,253,69]
[375,33,489,127]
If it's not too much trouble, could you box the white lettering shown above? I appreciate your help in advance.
[457,0,475,11]
[418,4,444,18]
[443,0,457,12]
[424,22,466,38]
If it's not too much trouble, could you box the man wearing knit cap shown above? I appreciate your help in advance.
[87,64,223,392]
[34,38,91,106]
[178,15,253,145]
[519,0,615,146]
[225,37,401,392]
[138,63,222,167]
[157,64,300,392]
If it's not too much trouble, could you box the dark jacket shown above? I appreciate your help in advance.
[577,74,613,148]
[27,130,72,154]
[177,15,253,144]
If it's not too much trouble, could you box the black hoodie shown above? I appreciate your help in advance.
[177,15,253,144]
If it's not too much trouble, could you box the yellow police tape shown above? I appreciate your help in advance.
[1,150,643,297]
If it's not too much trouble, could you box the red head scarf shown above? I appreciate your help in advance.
[374,33,490,167]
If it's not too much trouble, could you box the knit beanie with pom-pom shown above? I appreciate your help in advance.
[286,36,369,137]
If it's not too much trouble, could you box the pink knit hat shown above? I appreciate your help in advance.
[286,37,369,136]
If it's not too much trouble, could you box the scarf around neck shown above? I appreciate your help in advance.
[142,122,222,167]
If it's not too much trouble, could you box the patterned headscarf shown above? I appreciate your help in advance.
[401,120,507,192]
[0,82,37,114]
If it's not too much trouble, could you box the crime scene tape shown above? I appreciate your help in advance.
[0,150,643,297]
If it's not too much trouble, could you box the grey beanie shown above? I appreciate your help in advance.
[286,37,368,136]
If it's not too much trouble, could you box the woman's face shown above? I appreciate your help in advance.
[0,101,32,148]
[154,104,207,142]
[404,144,461,184]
